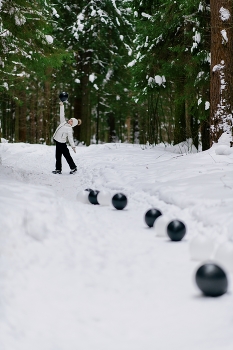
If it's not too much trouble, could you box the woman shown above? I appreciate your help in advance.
[52,102,81,174]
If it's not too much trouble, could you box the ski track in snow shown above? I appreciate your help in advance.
[0,142,233,350]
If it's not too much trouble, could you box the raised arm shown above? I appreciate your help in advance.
[59,102,65,123]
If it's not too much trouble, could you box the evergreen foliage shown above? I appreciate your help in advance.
[130,0,211,148]
[0,0,231,148]
[0,0,65,90]
[53,0,134,144]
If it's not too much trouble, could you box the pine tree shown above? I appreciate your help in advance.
[53,0,134,145]
[131,0,211,148]
[0,0,67,142]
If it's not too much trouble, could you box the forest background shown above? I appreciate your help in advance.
[0,0,232,150]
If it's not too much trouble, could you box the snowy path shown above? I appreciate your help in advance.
[0,142,233,350]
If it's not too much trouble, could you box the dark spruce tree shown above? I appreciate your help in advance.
[130,0,211,149]
[53,0,134,145]
[0,0,67,143]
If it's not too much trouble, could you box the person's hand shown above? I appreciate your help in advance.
[59,101,63,106]
[77,119,82,125]
[72,147,76,153]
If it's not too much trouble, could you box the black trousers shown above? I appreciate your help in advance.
[54,140,76,171]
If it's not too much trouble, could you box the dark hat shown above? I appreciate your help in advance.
[59,92,68,102]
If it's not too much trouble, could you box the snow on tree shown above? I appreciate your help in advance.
[210,0,233,145]
[54,0,134,145]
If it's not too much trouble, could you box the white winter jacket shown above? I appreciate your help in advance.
[53,104,75,148]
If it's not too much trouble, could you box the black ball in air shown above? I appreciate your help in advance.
[59,92,68,102]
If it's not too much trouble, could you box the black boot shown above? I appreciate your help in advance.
[70,167,77,174]
[52,170,62,174]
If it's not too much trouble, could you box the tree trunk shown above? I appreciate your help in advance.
[191,114,199,150]
[201,119,210,151]
[185,100,192,140]
[96,93,100,144]
[132,113,139,144]
[173,78,186,145]
[107,112,116,142]
[0,100,2,143]
[30,93,36,144]
[210,0,233,144]
[15,102,19,142]
[148,93,159,145]
[37,86,44,144]
[19,93,27,142]
[77,53,91,146]
[73,92,82,142]
[174,97,186,144]
[139,108,147,145]
[1,96,6,141]
[80,73,91,145]
[44,69,52,145]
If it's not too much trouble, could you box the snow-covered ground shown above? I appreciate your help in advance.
[0,141,233,350]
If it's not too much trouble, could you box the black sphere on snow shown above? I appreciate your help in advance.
[59,92,69,102]
[88,190,100,205]
[112,193,127,210]
[145,209,162,227]
[195,263,228,297]
[167,220,186,241]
